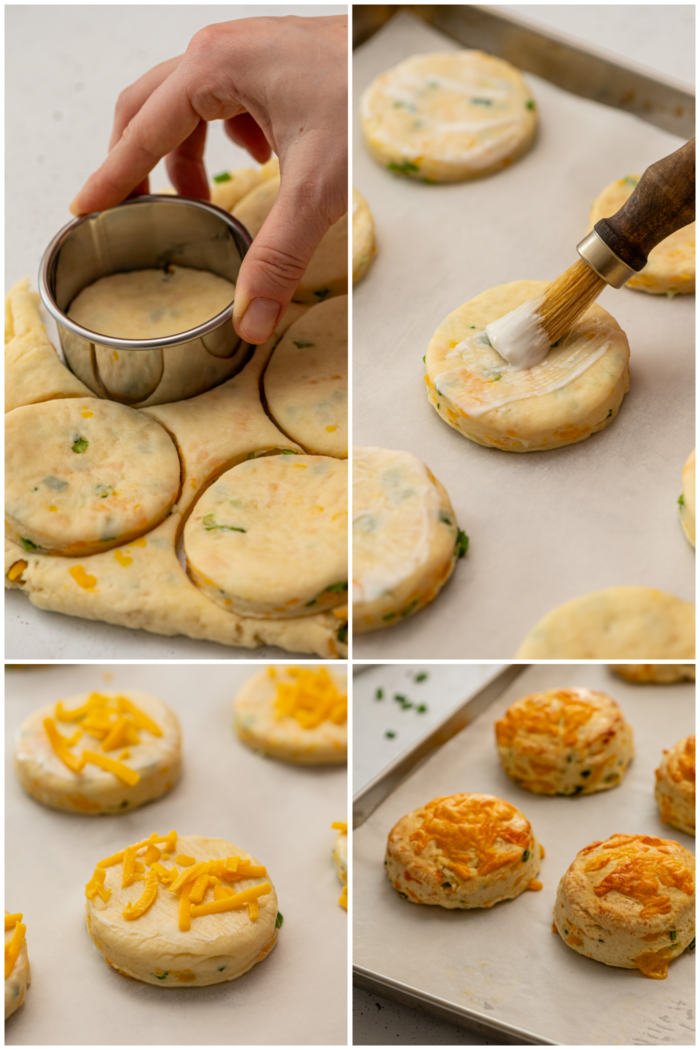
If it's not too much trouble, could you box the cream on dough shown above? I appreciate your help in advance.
[485,299,551,369]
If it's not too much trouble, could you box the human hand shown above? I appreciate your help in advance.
[70,15,348,344]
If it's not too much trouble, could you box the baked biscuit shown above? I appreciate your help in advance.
[609,664,695,684]
[360,51,537,183]
[679,449,695,548]
[516,587,695,659]
[353,446,466,634]
[5,912,30,1019]
[385,793,543,908]
[589,176,695,295]
[495,688,634,796]
[352,188,376,284]
[14,690,182,815]
[553,833,695,979]
[425,280,630,452]
[184,454,347,619]
[655,736,695,836]
[6,398,181,556]
[233,666,347,765]
[84,832,279,986]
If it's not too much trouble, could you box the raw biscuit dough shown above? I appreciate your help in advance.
[516,587,695,660]
[609,664,695,684]
[353,446,465,633]
[352,188,376,284]
[589,176,695,295]
[680,449,695,548]
[425,280,630,452]
[332,825,348,883]
[655,735,695,836]
[553,833,695,979]
[385,793,543,908]
[85,833,278,986]
[360,50,537,183]
[210,157,279,212]
[233,666,347,764]
[495,688,634,795]
[184,455,347,619]
[264,296,348,457]
[14,691,182,814]
[5,912,30,1020]
[6,398,181,556]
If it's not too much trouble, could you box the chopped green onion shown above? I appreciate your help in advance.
[415,673,428,682]
[336,623,348,645]
[670,930,677,941]
[203,513,246,533]
[375,688,384,700]
[293,341,314,349]
[213,171,232,183]
[326,581,348,593]
[417,704,428,714]
[525,100,535,110]
[522,850,530,862]
[314,288,330,299]
[20,537,39,552]
[275,912,284,929]
[72,438,89,454]
[385,730,396,739]
[387,160,419,174]
[678,494,685,506]
[455,530,469,559]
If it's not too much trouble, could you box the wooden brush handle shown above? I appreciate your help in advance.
[594,138,695,271]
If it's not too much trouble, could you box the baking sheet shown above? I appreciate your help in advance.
[352,11,695,659]
[353,662,695,1045]
[5,663,348,1046]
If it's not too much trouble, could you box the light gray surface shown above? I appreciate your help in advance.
[5,3,346,661]
[352,9,695,661]
[5,662,348,1045]
[354,989,508,1045]
[353,662,695,1046]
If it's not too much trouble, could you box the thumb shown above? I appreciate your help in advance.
[232,161,338,344]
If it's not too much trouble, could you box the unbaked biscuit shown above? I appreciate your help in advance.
[553,833,695,978]
[385,792,543,908]
[263,296,348,457]
[516,587,695,659]
[655,735,695,836]
[5,912,30,1020]
[360,51,537,183]
[184,454,347,619]
[84,832,279,986]
[609,664,695,684]
[680,449,695,548]
[14,690,182,815]
[589,176,695,295]
[425,280,630,452]
[332,822,348,883]
[495,688,634,796]
[5,398,181,556]
[233,665,347,764]
[353,446,466,634]
[352,188,376,284]
[210,157,279,212]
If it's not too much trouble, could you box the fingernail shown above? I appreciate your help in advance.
[239,297,280,344]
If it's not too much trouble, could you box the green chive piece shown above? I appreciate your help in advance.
[581,769,591,777]
[415,673,428,682]
[623,176,639,186]
[281,449,298,454]
[522,850,530,862]
[385,730,396,739]
[72,438,89,454]
[670,930,677,941]
[293,341,314,349]
[203,513,246,533]
[455,530,469,559]
[314,288,330,299]
[336,623,348,645]
[213,172,232,183]
[20,537,39,552]
[325,581,348,593]
[525,100,535,110]
[387,160,419,174]
[275,912,284,929]
[678,494,685,506]
[375,688,384,700]
[417,704,428,714]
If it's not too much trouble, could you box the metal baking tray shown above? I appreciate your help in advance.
[353,663,695,1045]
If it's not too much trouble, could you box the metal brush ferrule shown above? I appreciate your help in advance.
[576,229,637,289]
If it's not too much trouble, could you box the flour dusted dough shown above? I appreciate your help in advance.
[425,280,630,452]
[353,446,463,634]
[360,51,537,183]
[609,664,695,684]
[14,691,182,814]
[184,455,347,619]
[589,176,695,295]
[352,188,376,284]
[553,834,695,979]
[516,587,695,659]
[233,666,347,765]
[655,735,695,836]
[264,296,348,457]
[385,793,543,908]
[5,913,30,1020]
[6,398,181,556]
[85,834,278,986]
[680,449,695,548]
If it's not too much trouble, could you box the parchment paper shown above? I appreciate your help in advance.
[353,662,695,1046]
[5,663,347,1046]
[353,12,695,659]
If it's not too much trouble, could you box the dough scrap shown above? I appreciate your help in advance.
[352,188,376,284]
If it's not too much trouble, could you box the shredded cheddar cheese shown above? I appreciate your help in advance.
[338,885,348,910]
[85,868,111,903]
[123,871,159,920]
[7,559,28,581]
[5,921,26,979]
[273,667,347,728]
[190,883,272,917]
[582,834,694,918]
[4,914,22,931]
[331,822,348,833]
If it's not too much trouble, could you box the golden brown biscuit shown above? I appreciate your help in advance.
[610,664,695,684]
[655,736,695,836]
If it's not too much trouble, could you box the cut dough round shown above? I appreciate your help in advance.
[14,691,182,815]
[655,735,695,836]
[184,455,347,619]
[385,793,543,908]
[5,912,30,1020]
[232,177,281,238]
[233,666,347,764]
[67,266,236,339]
[210,158,279,212]
[425,280,630,452]
[5,398,181,556]
[553,833,695,978]
[589,176,695,295]
[264,296,348,457]
[353,446,464,634]
[352,188,376,284]
[360,51,537,183]
[332,826,348,883]
[495,688,634,796]
[680,449,695,548]
[609,664,695,684]
[85,832,278,986]
[516,587,695,659]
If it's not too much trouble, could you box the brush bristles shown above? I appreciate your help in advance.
[537,258,607,345]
